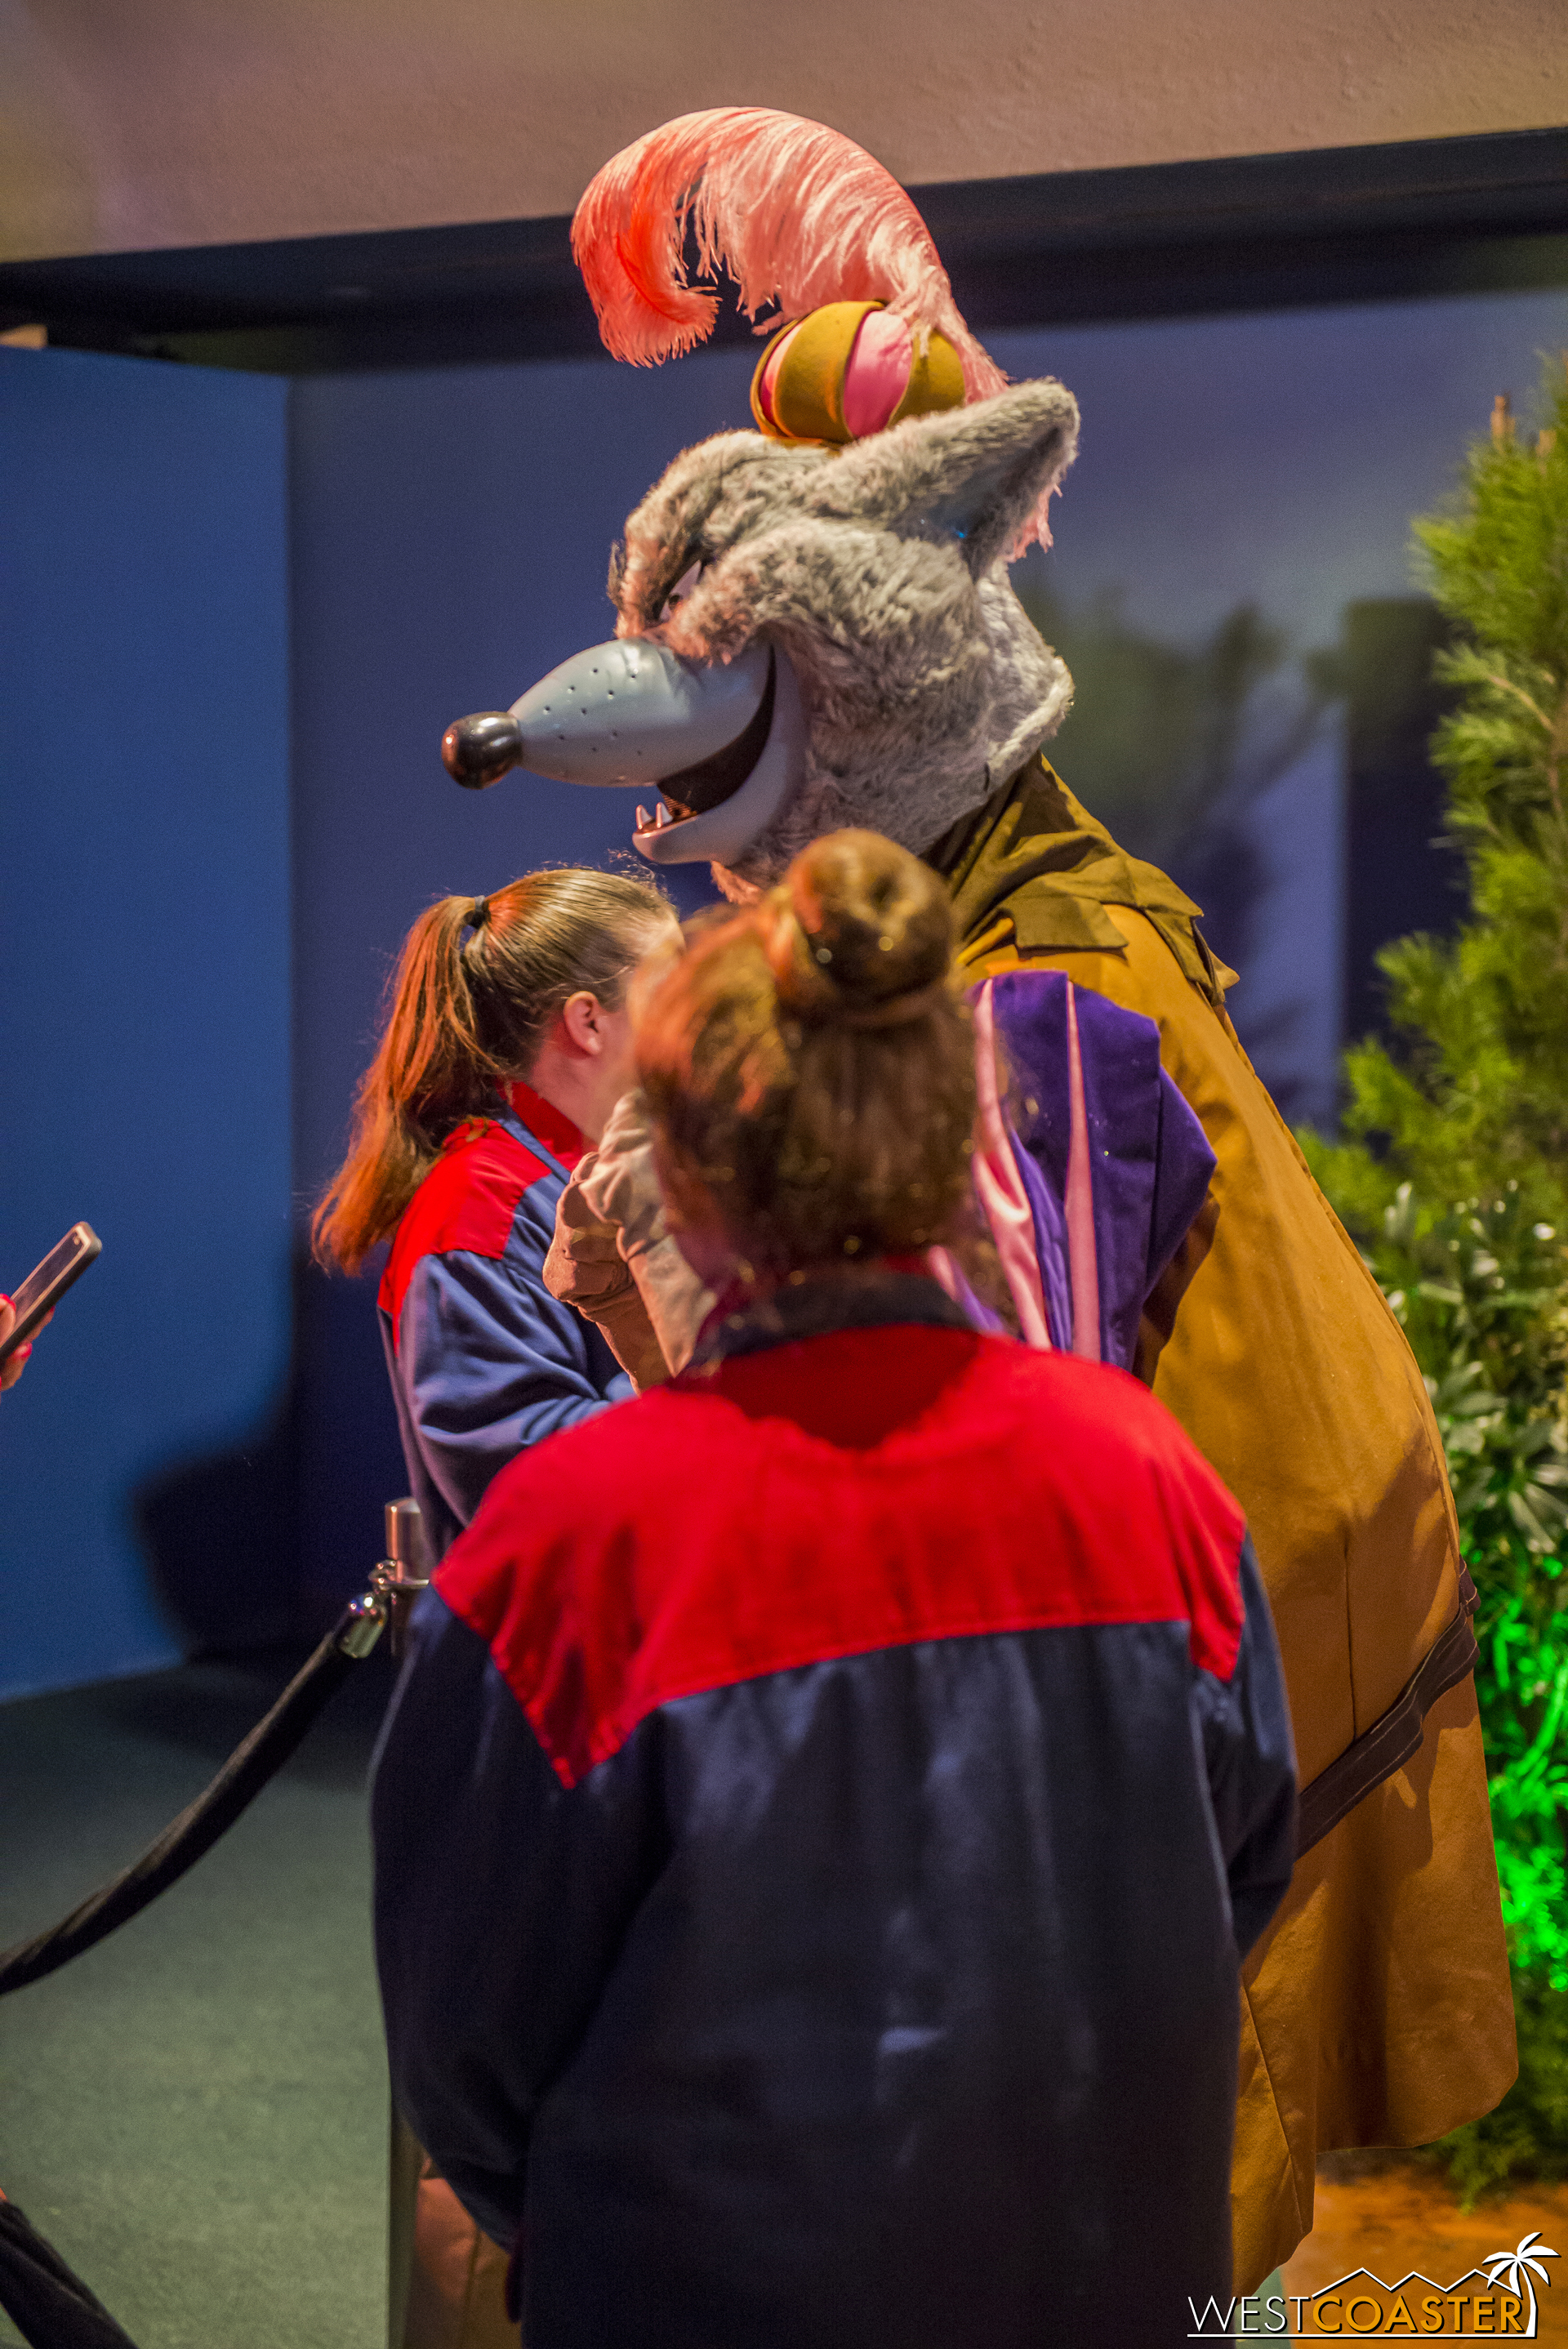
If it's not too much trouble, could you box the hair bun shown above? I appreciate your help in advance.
[762,830,954,1025]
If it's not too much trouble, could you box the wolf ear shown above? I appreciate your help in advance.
[831,380,1080,570]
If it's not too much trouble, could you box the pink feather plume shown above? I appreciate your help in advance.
[572,108,1009,405]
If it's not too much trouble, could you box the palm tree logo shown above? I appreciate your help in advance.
[1484,2231,1559,2330]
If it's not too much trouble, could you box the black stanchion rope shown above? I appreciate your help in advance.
[0,2198,143,2349]
[0,1602,378,1999]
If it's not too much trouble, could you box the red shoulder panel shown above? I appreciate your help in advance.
[436,1326,1249,1788]
[379,1121,550,1346]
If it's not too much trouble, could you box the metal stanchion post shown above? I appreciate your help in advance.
[371,1500,430,1661]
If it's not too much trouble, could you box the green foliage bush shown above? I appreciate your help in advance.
[1300,362,1568,2195]
[1430,1967,1568,2202]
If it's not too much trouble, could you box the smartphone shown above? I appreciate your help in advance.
[0,1223,102,1365]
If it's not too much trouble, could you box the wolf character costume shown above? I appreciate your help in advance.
[439,110,1513,2284]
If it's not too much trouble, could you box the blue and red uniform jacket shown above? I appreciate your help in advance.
[372,1275,1297,2349]
[378,1080,633,1559]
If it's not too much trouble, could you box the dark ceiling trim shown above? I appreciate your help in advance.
[2,125,1564,374]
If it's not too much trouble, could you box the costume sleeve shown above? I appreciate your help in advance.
[577,1089,715,1374]
[372,1587,662,2249]
[396,1242,632,1530]
[1192,1532,1298,1962]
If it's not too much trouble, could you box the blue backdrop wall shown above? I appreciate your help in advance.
[0,346,292,1699]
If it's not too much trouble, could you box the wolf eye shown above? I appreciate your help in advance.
[658,560,704,622]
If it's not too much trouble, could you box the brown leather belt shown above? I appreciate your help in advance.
[1294,1566,1481,1857]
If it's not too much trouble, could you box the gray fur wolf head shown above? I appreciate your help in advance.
[443,379,1078,898]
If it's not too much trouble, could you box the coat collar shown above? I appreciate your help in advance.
[924,755,1232,1006]
[506,1079,590,1177]
[687,1264,973,1371]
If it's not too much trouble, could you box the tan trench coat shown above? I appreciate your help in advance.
[932,760,1516,2289]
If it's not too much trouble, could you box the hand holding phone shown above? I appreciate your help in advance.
[0,1223,101,1377]
[0,1300,44,1387]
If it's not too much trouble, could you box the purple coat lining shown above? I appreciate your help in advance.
[984,970,1216,1371]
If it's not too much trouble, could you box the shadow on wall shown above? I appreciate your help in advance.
[131,1247,403,1654]
[1341,597,1464,1043]
[1019,574,1343,967]
[1018,573,1344,1120]
[1018,581,1464,1125]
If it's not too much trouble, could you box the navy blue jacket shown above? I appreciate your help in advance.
[378,1080,632,1558]
[372,1276,1297,2349]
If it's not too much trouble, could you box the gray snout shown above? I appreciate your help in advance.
[441,636,773,791]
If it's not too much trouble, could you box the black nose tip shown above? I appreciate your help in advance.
[442,711,524,789]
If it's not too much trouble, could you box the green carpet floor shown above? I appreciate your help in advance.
[0,1647,399,2349]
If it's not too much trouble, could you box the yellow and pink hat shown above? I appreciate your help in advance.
[749,299,965,445]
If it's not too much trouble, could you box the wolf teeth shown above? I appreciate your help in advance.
[637,805,652,831]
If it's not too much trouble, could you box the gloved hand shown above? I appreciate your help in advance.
[541,1166,633,1313]
[577,1091,715,1375]
[542,1164,670,1391]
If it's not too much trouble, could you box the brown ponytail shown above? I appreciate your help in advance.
[635,830,975,1275]
[314,867,670,1273]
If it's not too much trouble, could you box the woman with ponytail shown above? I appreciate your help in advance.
[321,869,675,2349]
[372,831,1297,2349]
[314,868,676,1567]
